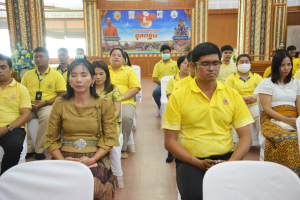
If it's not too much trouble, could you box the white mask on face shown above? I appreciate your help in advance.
[238,63,251,73]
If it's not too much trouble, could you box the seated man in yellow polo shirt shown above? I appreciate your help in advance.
[288,45,300,74]
[0,54,31,175]
[21,47,66,160]
[152,45,178,109]
[225,54,262,137]
[173,52,195,92]
[52,48,69,84]
[163,42,253,200]
[217,45,237,84]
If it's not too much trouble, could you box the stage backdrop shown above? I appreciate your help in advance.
[101,10,191,54]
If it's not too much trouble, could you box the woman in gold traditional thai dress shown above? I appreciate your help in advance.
[45,59,120,199]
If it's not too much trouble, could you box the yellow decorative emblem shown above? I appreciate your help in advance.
[113,11,121,21]
[223,97,229,105]
[10,94,17,101]
[47,84,53,89]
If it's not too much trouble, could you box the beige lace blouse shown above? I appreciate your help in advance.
[44,96,119,153]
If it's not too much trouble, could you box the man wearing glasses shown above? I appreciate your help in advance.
[217,45,236,84]
[21,47,66,160]
[163,42,253,200]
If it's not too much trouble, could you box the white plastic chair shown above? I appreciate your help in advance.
[257,98,266,161]
[0,137,27,173]
[132,65,142,101]
[0,160,94,200]
[111,105,124,188]
[295,116,300,152]
[27,119,39,148]
[232,123,259,146]
[160,76,173,125]
[203,161,300,200]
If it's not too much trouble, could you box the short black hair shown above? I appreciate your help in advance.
[191,42,221,63]
[0,54,12,68]
[33,47,49,58]
[186,51,192,63]
[287,45,296,51]
[64,59,99,99]
[76,48,85,54]
[220,45,233,53]
[236,54,251,64]
[57,48,69,55]
[177,55,187,69]
[109,47,125,57]
[275,49,288,55]
[160,44,171,53]
[271,51,293,84]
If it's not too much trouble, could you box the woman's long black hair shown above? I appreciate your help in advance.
[271,50,293,84]
[92,60,115,94]
[63,59,99,99]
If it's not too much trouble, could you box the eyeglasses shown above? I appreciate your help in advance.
[195,61,222,67]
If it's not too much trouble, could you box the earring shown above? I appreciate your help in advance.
[91,82,94,87]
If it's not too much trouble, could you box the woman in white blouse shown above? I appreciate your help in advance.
[254,50,300,176]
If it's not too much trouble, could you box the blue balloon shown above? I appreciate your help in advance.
[12,63,16,67]
[29,65,32,70]
[21,50,27,55]
[17,43,22,51]
[14,55,19,59]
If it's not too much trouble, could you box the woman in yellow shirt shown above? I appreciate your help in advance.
[225,54,262,137]
[45,59,120,199]
[166,54,190,99]
[108,48,141,158]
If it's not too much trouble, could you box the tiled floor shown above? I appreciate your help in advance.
[26,79,260,200]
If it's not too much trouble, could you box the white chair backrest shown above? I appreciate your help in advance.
[132,65,142,100]
[0,160,94,200]
[118,104,122,135]
[160,76,173,103]
[296,117,300,152]
[203,161,300,200]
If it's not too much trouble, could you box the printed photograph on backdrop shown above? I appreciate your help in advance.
[101,10,191,54]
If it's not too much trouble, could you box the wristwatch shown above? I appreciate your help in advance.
[45,100,50,106]
[6,125,13,132]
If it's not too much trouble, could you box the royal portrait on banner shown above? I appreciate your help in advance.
[101,9,192,54]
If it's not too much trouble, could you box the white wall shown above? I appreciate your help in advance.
[209,0,300,9]
[208,0,239,9]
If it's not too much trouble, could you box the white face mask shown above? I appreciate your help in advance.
[238,64,251,73]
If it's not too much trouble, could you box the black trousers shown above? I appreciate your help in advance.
[176,152,233,200]
[0,128,26,175]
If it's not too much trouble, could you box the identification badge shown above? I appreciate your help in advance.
[35,92,42,100]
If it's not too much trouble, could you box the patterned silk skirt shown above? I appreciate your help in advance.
[261,105,300,177]
[61,151,116,200]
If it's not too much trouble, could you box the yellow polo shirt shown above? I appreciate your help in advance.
[108,65,141,106]
[52,65,69,83]
[0,79,31,127]
[152,59,179,81]
[292,57,300,72]
[217,62,237,84]
[21,66,66,101]
[166,72,181,97]
[173,75,194,92]
[225,72,262,105]
[163,79,254,158]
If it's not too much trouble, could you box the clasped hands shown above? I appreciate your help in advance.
[243,96,257,105]
[31,100,46,112]
[65,156,95,167]
[192,158,227,171]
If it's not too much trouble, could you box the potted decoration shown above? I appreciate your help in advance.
[10,43,35,79]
